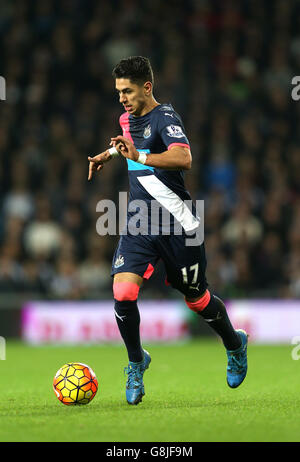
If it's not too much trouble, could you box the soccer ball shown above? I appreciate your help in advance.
[53,362,98,405]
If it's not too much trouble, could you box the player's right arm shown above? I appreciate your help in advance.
[87,142,124,180]
[88,150,111,181]
[88,112,127,181]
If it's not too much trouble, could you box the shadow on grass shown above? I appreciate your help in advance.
[3,385,299,418]
[0,395,273,418]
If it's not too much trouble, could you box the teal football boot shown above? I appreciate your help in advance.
[124,350,151,405]
[226,329,248,388]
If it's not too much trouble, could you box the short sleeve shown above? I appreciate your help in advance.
[157,107,190,150]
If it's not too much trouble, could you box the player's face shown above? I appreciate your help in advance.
[115,78,150,116]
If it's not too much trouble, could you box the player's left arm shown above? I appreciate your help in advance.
[110,135,192,170]
[146,144,192,170]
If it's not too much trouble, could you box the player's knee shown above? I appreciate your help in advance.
[185,289,211,313]
[113,281,140,302]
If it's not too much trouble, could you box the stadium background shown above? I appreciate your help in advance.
[0,0,299,340]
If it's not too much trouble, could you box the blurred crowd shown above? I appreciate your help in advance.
[0,0,299,300]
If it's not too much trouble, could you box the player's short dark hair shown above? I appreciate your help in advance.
[112,56,154,86]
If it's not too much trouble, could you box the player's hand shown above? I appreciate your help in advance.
[87,150,112,181]
[110,136,139,162]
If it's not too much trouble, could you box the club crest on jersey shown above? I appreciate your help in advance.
[166,125,185,138]
[143,124,151,139]
[114,255,124,268]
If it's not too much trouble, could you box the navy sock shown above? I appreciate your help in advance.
[114,299,144,363]
[198,295,241,350]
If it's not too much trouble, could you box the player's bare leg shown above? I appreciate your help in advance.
[113,272,151,404]
[185,290,248,388]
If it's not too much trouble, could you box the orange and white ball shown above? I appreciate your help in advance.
[53,362,98,405]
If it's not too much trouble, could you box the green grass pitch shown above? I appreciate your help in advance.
[0,339,299,442]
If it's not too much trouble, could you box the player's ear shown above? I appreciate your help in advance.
[143,81,152,96]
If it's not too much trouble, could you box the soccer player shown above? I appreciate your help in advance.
[88,56,248,405]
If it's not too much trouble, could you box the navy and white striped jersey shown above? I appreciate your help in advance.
[119,103,200,234]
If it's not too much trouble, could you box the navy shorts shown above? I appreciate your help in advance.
[111,232,208,298]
